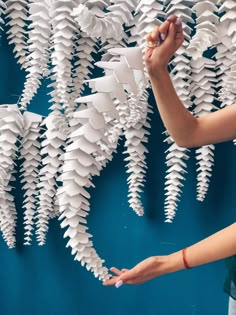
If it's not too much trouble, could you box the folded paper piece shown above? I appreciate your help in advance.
[72,4,124,41]
[57,46,150,280]
[164,141,189,223]
[188,0,219,59]
[0,1,6,34]
[19,0,51,110]
[72,0,137,62]
[123,92,152,216]
[72,0,138,40]
[5,0,29,68]
[58,98,115,281]
[191,56,218,201]
[49,0,78,118]
[71,35,97,104]
[163,0,195,222]
[131,0,165,48]
[20,111,43,245]
[0,105,23,248]
[96,47,150,216]
[36,111,68,246]
[218,1,236,99]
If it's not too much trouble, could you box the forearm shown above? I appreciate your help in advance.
[149,68,198,148]
[165,223,236,273]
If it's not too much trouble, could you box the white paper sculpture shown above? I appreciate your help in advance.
[57,47,149,279]
[191,57,218,201]
[72,0,137,62]
[0,105,23,248]
[215,21,236,107]
[164,140,189,223]
[36,111,68,246]
[218,0,236,102]
[49,0,77,119]
[5,0,29,68]
[123,93,151,216]
[0,0,236,281]
[71,35,97,103]
[188,0,219,60]
[97,47,150,216]
[163,0,194,222]
[0,1,6,35]
[131,0,165,47]
[72,4,124,42]
[57,95,119,281]
[20,111,42,245]
[19,0,51,110]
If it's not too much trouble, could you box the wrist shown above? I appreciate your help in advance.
[153,252,185,277]
[165,251,186,274]
[148,66,169,81]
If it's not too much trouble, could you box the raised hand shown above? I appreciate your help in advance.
[145,15,184,78]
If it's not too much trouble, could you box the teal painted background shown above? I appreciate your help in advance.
[0,32,235,315]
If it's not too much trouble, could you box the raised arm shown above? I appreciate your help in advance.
[103,222,236,286]
[145,16,236,148]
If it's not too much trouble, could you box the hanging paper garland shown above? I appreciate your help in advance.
[0,0,235,281]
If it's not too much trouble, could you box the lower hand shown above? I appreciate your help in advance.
[103,256,170,286]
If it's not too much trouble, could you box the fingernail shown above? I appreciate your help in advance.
[115,280,123,288]
[160,33,166,41]
[167,14,175,21]
[175,17,182,25]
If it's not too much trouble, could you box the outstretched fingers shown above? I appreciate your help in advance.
[103,267,130,286]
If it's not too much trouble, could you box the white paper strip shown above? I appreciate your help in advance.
[19,0,51,110]
[36,111,68,246]
[20,111,43,245]
[5,0,29,68]
[0,105,23,248]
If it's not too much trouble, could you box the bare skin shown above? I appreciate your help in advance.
[103,16,236,287]
[145,16,236,148]
[104,223,236,286]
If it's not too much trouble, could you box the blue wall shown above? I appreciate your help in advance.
[0,32,235,315]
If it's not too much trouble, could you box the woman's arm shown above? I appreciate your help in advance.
[145,17,236,148]
[150,69,236,148]
[103,223,236,286]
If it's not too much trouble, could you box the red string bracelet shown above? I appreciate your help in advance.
[182,248,192,269]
